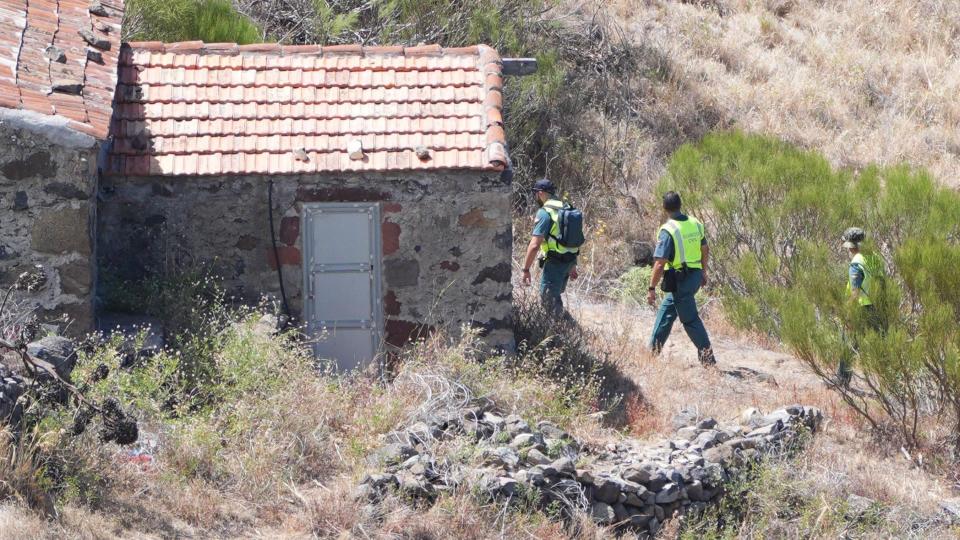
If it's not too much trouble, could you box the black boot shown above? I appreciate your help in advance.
[698,347,717,367]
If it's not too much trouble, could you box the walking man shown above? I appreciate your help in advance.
[838,226,883,385]
[646,191,715,366]
[521,179,578,316]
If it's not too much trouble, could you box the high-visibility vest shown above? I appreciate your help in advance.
[847,252,878,307]
[540,200,579,255]
[659,217,705,270]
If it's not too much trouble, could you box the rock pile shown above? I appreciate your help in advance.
[357,400,823,534]
[0,336,78,427]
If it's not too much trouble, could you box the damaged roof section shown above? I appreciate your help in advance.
[109,43,509,176]
[0,0,124,139]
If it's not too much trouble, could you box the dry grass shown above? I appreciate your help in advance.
[555,0,960,285]
[566,292,958,536]
[603,0,960,186]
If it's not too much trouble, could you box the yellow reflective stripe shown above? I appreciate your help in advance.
[663,220,686,266]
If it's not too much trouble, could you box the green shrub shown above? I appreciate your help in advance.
[614,266,653,305]
[661,131,960,450]
[125,0,263,43]
[615,265,707,306]
[680,458,908,539]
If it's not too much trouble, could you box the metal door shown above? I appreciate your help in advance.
[302,203,382,371]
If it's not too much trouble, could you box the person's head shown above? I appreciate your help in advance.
[842,227,865,255]
[531,179,556,205]
[662,191,682,215]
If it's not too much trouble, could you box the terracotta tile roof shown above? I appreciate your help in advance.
[108,43,508,176]
[0,0,123,139]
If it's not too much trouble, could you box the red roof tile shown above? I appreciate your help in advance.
[0,0,123,139]
[109,42,508,176]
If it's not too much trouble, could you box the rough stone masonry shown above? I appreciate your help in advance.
[0,109,100,333]
[358,400,823,536]
[98,170,513,349]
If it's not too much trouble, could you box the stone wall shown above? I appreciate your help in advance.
[98,170,514,348]
[0,109,100,333]
[358,399,823,536]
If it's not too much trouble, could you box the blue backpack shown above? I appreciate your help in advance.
[552,203,586,249]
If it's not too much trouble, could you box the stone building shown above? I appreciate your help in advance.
[0,0,123,333]
[98,42,513,369]
[0,1,513,369]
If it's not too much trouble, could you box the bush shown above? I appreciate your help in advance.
[615,266,708,306]
[124,0,263,43]
[614,266,653,305]
[661,131,960,451]
[679,455,923,539]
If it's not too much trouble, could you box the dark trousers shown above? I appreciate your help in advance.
[540,259,575,316]
[650,268,711,353]
[838,305,882,385]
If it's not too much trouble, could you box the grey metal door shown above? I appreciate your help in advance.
[302,203,382,371]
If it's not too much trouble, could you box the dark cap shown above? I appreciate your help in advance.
[531,179,556,194]
[842,227,865,248]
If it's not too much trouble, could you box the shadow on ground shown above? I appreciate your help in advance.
[511,299,645,429]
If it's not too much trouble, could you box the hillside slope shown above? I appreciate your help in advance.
[602,0,960,188]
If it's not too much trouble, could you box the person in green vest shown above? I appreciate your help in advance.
[521,179,578,317]
[838,226,883,386]
[645,191,716,366]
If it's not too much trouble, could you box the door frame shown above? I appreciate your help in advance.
[301,202,384,368]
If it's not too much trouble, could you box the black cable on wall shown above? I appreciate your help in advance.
[268,179,292,321]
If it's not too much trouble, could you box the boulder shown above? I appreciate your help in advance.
[537,420,570,440]
[623,463,655,484]
[550,457,576,476]
[482,411,505,430]
[940,498,960,524]
[672,408,699,429]
[505,414,531,435]
[612,502,630,522]
[686,480,707,502]
[525,448,551,465]
[655,482,681,504]
[408,421,441,445]
[694,430,722,449]
[368,443,416,466]
[593,477,621,504]
[696,418,717,430]
[702,443,734,464]
[27,336,76,379]
[483,447,520,469]
[510,432,543,449]
[397,472,435,499]
[845,494,876,520]
[591,501,616,524]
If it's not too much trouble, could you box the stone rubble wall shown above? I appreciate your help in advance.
[98,171,513,349]
[357,400,823,535]
[0,111,100,333]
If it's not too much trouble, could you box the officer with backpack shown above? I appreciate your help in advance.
[521,179,585,317]
[646,191,716,366]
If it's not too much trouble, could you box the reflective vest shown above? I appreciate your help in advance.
[659,217,705,270]
[540,200,579,255]
[847,252,878,307]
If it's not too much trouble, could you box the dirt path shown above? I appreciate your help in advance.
[561,291,833,432]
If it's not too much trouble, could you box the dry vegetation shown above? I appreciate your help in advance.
[562,0,960,285]
[600,0,960,188]
[5,1,960,538]
[567,294,958,538]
